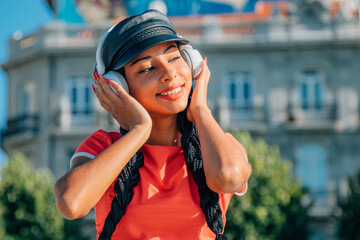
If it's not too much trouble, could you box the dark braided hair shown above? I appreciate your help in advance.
[177,100,228,240]
[99,93,228,240]
[98,132,144,240]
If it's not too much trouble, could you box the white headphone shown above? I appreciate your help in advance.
[95,32,203,94]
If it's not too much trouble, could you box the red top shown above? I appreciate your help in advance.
[72,130,247,240]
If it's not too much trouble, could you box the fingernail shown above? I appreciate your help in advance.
[92,84,96,93]
[103,77,110,84]
[204,57,207,63]
[92,72,97,81]
[95,72,100,80]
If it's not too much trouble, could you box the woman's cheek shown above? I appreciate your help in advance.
[178,61,192,82]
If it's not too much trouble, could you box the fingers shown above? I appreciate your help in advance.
[95,73,112,97]
[94,73,121,102]
[193,57,210,96]
[94,72,129,99]
[187,57,210,121]
[92,83,112,113]
[108,80,129,98]
[93,72,120,110]
[193,58,210,86]
[200,57,210,82]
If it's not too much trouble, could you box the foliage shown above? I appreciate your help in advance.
[225,132,310,240]
[0,152,87,240]
[337,169,360,240]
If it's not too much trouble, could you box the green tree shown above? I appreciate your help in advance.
[337,169,360,240]
[0,152,87,240]
[225,132,310,240]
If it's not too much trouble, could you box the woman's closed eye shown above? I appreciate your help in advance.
[139,66,155,74]
[138,56,181,74]
[169,56,181,62]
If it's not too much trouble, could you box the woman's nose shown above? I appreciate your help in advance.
[160,61,177,82]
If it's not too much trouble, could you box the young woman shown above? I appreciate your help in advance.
[54,10,251,240]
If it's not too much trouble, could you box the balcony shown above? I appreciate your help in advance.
[286,103,337,131]
[50,108,121,136]
[304,189,337,218]
[1,114,39,139]
[52,109,96,132]
[218,100,266,131]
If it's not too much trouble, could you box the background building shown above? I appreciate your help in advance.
[0,0,55,167]
[1,0,360,239]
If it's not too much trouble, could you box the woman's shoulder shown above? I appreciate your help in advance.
[74,129,122,155]
[88,129,122,143]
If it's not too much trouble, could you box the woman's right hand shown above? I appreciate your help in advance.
[55,73,152,219]
[93,72,152,131]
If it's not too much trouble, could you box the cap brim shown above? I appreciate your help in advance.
[111,34,189,71]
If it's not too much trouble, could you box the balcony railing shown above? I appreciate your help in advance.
[5,8,360,64]
[306,189,337,217]
[288,103,337,123]
[218,100,265,129]
[228,105,265,122]
[52,109,95,130]
[1,114,39,138]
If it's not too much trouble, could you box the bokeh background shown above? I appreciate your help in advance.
[0,0,359,239]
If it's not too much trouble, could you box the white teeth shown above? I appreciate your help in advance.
[160,87,181,96]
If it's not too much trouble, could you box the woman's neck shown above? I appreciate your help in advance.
[146,114,181,146]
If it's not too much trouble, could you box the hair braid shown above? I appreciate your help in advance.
[177,95,228,240]
[99,127,144,240]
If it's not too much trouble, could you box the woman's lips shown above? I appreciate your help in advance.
[157,85,184,100]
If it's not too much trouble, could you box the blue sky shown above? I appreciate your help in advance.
[0,0,54,165]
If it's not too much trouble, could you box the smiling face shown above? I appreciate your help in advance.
[123,41,192,118]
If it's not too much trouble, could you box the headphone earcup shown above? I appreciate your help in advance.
[95,30,111,76]
[95,27,130,94]
[180,45,203,80]
[103,71,130,94]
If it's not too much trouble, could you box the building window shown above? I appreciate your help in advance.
[18,81,37,115]
[65,76,93,125]
[220,71,260,124]
[226,71,253,108]
[68,77,92,115]
[300,70,323,110]
[296,143,328,209]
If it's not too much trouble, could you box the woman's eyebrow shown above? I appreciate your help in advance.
[130,45,177,66]
[163,45,177,53]
[131,56,151,66]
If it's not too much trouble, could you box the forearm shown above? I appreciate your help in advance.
[193,107,251,193]
[54,123,151,219]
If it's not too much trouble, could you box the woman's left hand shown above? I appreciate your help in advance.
[187,58,210,122]
[185,57,251,193]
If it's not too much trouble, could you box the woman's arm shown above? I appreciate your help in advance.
[193,108,251,193]
[187,59,252,193]
[54,76,152,219]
